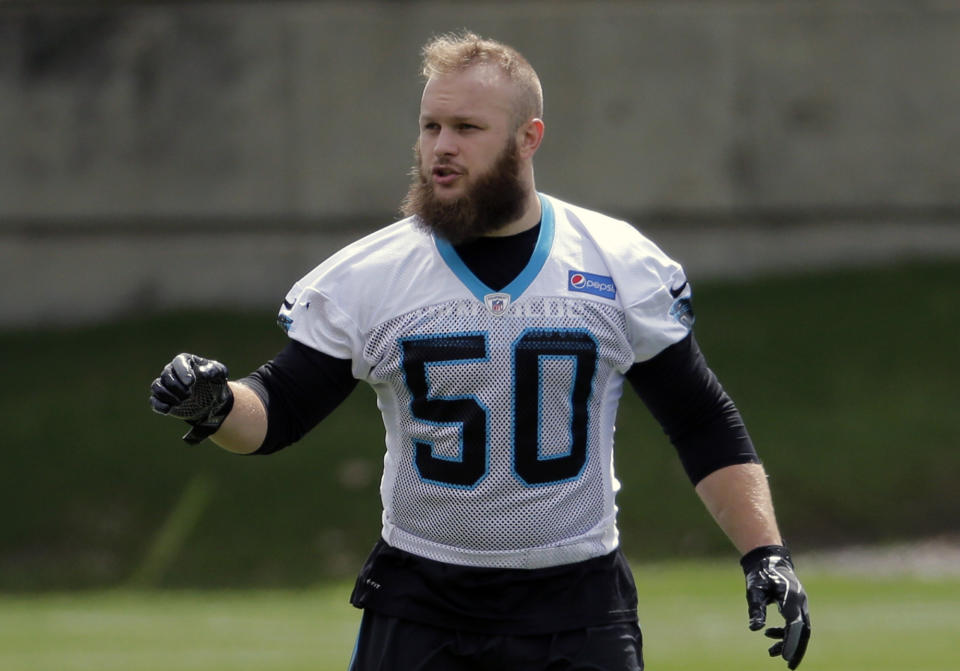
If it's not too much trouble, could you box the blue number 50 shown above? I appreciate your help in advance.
[401,329,598,489]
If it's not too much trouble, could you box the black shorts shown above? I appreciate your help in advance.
[350,540,639,635]
[349,609,644,671]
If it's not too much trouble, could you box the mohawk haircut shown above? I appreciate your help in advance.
[420,31,544,129]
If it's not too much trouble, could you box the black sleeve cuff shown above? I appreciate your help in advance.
[625,333,760,485]
[238,340,357,454]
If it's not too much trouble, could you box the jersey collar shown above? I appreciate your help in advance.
[434,194,555,304]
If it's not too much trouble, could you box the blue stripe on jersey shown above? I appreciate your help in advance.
[434,193,555,303]
[501,194,555,299]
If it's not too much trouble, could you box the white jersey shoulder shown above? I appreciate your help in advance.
[277,217,469,377]
[541,195,692,361]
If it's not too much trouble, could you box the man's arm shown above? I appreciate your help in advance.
[149,354,269,453]
[150,343,357,454]
[694,461,782,553]
[150,354,264,453]
[209,382,267,454]
[626,334,783,551]
[694,443,811,671]
[627,335,810,668]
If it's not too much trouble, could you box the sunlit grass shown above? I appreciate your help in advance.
[0,584,359,671]
[2,563,958,671]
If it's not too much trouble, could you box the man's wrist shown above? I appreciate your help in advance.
[182,385,235,445]
[740,544,792,570]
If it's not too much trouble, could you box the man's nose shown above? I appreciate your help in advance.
[433,127,459,157]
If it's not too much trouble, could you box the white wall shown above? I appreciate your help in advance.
[1,1,959,326]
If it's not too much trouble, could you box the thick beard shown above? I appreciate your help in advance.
[401,138,528,245]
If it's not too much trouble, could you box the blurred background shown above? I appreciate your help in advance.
[2,0,958,598]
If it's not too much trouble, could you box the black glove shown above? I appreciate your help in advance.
[150,353,234,445]
[740,545,811,669]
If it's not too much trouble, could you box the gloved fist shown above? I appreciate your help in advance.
[150,353,234,444]
[740,545,811,669]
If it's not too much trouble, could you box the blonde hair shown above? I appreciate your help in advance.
[420,31,543,129]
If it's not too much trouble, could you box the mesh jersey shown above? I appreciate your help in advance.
[278,194,692,569]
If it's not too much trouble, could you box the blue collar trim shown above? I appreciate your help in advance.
[434,194,555,303]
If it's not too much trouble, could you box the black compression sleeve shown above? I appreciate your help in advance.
[238,340,358,454]
[625,333,760,485]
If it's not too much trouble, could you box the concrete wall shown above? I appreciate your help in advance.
[2,1,960,326]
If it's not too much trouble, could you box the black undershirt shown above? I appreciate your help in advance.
[453,222,542,291]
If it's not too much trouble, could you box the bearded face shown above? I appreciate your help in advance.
[401,136,528,245]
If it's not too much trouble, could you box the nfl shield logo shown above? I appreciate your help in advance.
[484,292,511,316]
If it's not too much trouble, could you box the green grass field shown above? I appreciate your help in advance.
[2,563,958,671]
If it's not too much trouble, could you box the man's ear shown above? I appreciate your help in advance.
[516,118,545,158]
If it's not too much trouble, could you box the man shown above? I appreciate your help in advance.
[150,32,810,670]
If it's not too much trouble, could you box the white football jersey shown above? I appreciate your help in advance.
[278,194,693,569]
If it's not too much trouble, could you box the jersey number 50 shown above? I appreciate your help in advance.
[401,329,598,489]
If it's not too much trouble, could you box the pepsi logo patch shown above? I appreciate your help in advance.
[568,270,616,299]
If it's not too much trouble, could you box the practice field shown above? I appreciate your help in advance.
[2,562,958,671]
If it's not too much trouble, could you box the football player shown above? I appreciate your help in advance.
[151,31,810,670]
